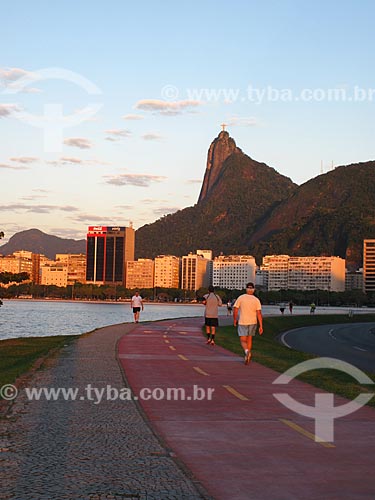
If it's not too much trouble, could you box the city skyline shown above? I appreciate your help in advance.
[1,1,374,244]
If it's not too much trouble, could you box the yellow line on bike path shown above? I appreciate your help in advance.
[193,366,210,376]
[280,419,335,448]
[223,385,249,401]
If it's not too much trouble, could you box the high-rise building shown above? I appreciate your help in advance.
[154,255,180,288]
[212,255,256,289]
[261,255,289,290]
[345,269,363,291]
[56,254,87,284]
[181,252,210,291]
[261,255,345,291]
[86,226,135,285]
[363,240,375,294]
[126,259,154,289]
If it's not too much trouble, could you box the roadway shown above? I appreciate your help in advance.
[279,322,375,372]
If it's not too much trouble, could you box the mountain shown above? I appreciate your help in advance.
[0,229,86,259]
[136,131,297,258]
[198,130,239,203]
[248,161,375,269]
[4,133,374,270]
[136,131,375,269]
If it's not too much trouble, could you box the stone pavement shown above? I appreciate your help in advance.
[0,323,210,500]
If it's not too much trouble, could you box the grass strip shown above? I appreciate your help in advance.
[0,335,77,390]
[215,314,375,407]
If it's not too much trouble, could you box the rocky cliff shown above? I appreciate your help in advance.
[198,130,239,203]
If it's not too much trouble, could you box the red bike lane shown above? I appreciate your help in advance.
[118,317,375,500]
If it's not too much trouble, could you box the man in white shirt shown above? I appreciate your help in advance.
[233,282,263,365]
[131,291,144,323]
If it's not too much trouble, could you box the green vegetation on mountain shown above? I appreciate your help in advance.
[249,161,375,268]
[136,131,375,269]
[136,150,297,258]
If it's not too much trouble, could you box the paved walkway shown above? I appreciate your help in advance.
[0,323,209,499]
[2,316,375,499]
[118,317,375,500]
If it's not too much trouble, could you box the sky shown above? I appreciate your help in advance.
[1,0,374,243]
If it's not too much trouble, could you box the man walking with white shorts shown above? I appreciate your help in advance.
[233,282,263,365]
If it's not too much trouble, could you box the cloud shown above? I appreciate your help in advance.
[46,156,108,167]
[64,137,93,149]
[21,194,48,201]
[0,104,20,118]
[123,114,144,120]
[105,129,132,141]
[0,67,34,82]
[226,116,258,127]
[10,156,38,164]
[135,99,201,115]
[104,173,167,187]
[0,67,42,93]
[140,198,168,204]
[0,203,79,213]
[142,133,162,141]
[115,204,133,210]
[0,162,28,170]
[186,179,202,184]
[60,156,84,164]
[70,213,125,224]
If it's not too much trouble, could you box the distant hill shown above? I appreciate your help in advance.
[135,131,375,270]
[0,229,86,259]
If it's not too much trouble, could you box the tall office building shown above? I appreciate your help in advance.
[154,255,180,288]
[86,226,135,285]
[181,252,210,291]
[363,239,375,294]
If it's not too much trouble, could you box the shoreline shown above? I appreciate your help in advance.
[2,297,204,306]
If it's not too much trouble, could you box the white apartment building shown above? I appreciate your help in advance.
[181,252,210,291]
[212,255,256,289]
[154,255,180,289]
[261,255,345,291]
[363,240,375,293]
[126,259,154,289]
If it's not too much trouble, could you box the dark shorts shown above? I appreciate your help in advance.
[205,317,219,327]
[133,307,141,313]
